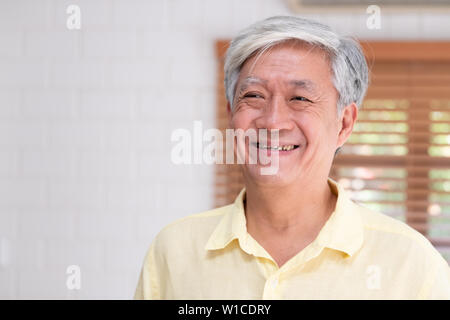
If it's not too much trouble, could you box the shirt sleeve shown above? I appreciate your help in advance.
[134,242,160,300]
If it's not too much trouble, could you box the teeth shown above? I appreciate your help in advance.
[257,144,297,151]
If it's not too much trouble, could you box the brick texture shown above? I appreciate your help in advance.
[0,0,448,299]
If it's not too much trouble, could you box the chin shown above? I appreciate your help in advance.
[242,164,298,187]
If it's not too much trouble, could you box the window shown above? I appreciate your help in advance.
[214,41,450,261]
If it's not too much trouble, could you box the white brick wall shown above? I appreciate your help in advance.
[0,0,449,299]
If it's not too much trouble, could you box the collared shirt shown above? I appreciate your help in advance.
[134,178,450,299]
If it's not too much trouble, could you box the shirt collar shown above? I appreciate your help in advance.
[205,178,364,258]
[314,178,364,257]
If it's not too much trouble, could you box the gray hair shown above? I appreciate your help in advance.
[224,16,369,115]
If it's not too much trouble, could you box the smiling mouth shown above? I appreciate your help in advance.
[254,143,300,151]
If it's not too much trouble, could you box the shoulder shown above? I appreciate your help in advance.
[357,202,430,245]
[151,204,231,253]
[354,201,443,262]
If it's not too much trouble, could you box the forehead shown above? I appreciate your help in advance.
[238,41,333,85]
[239,76,317,94]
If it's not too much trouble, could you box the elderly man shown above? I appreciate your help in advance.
[135,16,450,299]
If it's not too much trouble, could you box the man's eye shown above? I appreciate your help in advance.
[292,96,311,102]
[244,93,263,99]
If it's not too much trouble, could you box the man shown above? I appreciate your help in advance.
[135,16,450,299]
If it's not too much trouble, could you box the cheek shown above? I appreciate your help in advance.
[230,110,257,129]
[295,112,324,135]
[230,115,244,130]
[296,113,337,146]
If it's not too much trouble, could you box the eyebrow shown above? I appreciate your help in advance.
[289,79,317,93]
[237,76,268,92]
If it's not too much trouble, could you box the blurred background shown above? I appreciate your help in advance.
[0,0,449,299]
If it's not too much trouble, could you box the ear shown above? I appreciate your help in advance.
[337,102,358,148]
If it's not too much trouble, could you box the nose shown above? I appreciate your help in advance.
[254,95,295,131]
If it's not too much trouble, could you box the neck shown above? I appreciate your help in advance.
[244,178,337,237]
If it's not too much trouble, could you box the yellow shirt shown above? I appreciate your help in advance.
[134,178,450,299]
